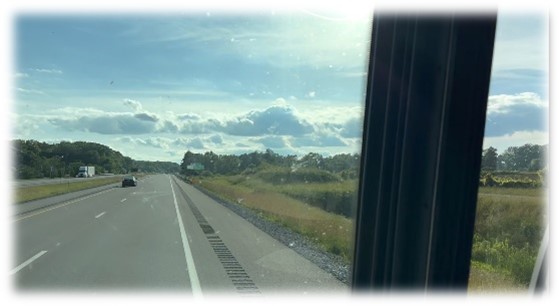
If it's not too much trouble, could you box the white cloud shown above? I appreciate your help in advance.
[338,117,363,138]
[174,137,205,150]
[290,132,347,148]
[123,99,143,112]
[16,87,45,95]
[272,97,288,106]
[111,136,182,162]
[145,137,170,150]
[487,92,546,114]
[157,120,180,133]
[483,92,547,138]
[54,107,115,117]
[177,113,202,121]
[179,117,220,135]
[32,68,63,74]
[220,104,314,136]
[483,130,549,153]
[11,114,41,138]
[14,72,29,78]
[15,101,366,155]
[253,135,288,149]
[134,112,159,122]
[48,113,158,135]
[208,134,223,144]
[298,105,363,125]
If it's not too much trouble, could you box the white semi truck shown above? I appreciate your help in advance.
[76,166,95,178]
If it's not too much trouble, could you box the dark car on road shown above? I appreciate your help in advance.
[121,176,138,187]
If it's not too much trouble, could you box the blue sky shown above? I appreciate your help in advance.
[12,11,548,162]
[483,14,548,153]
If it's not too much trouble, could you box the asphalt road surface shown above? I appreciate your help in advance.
[14,175,118,188]
[12,174,347,295]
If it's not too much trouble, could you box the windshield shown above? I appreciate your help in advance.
[9,5,549,299]
[11,10,371,295]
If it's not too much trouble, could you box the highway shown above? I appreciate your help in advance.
[12,174,347,295]
[14,175,118,188]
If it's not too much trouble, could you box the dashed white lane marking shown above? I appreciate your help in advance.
[169,176,202,298]
[14,188,115,222]
[120,198,127,203]
[95,211,106,219]
[10,251,48,275]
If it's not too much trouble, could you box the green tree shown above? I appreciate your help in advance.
[498,144,546,171]
[481,147,498,171]
[13,139,143,178]
[215,155,240,175]
[181,150,203,175]
[202,151,219,173]
[299,152,324,169]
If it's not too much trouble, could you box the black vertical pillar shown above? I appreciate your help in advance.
[352,13,497,291]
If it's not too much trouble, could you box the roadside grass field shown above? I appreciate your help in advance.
[196,176,355,262]
[14,176,123,204]
[468,261,525,293]
[193,170,546,292]
[469,186,546,292]
[478,186,544,197]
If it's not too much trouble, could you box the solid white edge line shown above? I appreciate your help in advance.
[169,176,203,298]
[95,211,106,219]
[10,251,48,275]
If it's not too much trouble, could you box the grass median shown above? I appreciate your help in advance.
[15,177,123,204]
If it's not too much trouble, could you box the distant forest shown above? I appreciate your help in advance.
[180,144,547,178]
[12,139,180,179]
[180,149,361,179]
[481,144,548,172]
[12,139,547,180]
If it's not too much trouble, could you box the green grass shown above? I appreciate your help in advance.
[15,177,123,204]
[469,186,546,292]
[468,261,526,293]
[474,188,545,249]
[274,180,358,217]
[220,174,358,217]
[478,186,545,197]
[197,176,355,262]
[191,170,546,292]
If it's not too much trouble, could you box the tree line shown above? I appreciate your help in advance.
[12,139,180,179]
[181,144,547,178]
[481,144,547,172]
[13,138,546,180]
[180,148,361,179]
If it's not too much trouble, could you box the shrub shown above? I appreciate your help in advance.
[537,167,548,187]
[257,167,342,184]
[339,168,359,180]
[473,186,545,287]
[471,236,537,286]
[480,173,498,187]
[475,194,544,249]
[479,173,542,188]
[280,187,356,217]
